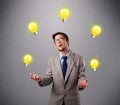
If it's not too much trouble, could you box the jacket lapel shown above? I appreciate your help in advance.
[64,52,75,84]
[55,55,64,81]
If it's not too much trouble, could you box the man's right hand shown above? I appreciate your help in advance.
[29,73,42,82]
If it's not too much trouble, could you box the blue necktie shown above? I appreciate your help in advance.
[61,56,67,79]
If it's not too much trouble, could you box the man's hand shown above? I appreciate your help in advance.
[78,79,88,90]
[29,73,42,82]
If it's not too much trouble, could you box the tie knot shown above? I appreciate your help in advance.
[62,56,67,61]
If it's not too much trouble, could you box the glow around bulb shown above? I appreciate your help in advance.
[28,22,39,35]
[59,8,71,22]
[91,25,102,38]
[23,54,33,67]
[90,58,100,71]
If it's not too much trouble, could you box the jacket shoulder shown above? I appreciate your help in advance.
[48,54,58,61]
[72,52,83,59]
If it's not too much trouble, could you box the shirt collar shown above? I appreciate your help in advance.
[59,50,71,60]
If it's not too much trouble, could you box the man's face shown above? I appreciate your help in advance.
[54,34,69,52]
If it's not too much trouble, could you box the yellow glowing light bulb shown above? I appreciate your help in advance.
[59,8,71,22]
[23,54,33,67]
[90,58,100,71]
[28,22,39,35]
[91,25,102,38]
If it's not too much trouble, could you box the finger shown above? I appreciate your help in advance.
[33,74,37,79]
[79,81,83,88]
[35,74,40,80]
[35,74,37,79]
[85,79,88,83]
[36,75,40,79]
[85,79,88,87]
[31,73,36,79]
[81,80,87,88]
[29,73,34,78]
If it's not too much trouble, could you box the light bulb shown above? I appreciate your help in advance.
[59,8,71,22]
[28,22,39,35]
[90,58,100,71]
[23,54,33,67]
[91,25,102,38]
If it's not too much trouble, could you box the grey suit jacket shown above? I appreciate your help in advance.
[39,51,87,105]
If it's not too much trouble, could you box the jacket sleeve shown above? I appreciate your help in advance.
[78,56,87,81]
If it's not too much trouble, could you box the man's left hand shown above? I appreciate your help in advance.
[78,79,88,90]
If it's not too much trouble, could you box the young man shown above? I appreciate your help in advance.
[30,32,88,105]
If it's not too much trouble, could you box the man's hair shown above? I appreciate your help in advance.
[52,32,69,41]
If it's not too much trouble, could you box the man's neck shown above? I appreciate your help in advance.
[60,48,70,56]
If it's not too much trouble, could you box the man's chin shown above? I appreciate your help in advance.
[58,48,65,52]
